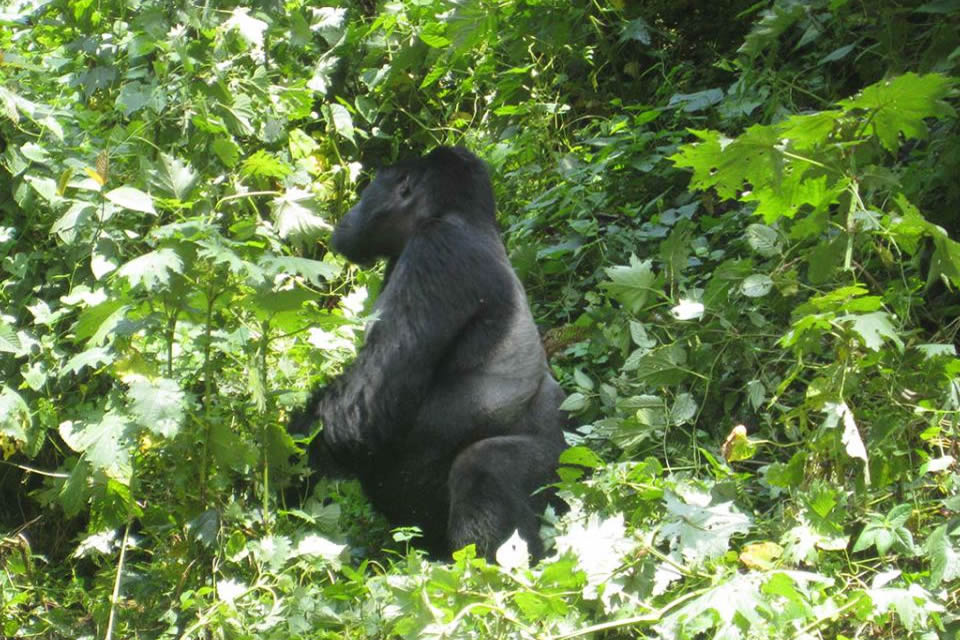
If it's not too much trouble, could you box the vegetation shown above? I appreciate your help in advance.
[1,0,958,638]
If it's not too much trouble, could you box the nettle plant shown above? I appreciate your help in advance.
[583,73,960,472]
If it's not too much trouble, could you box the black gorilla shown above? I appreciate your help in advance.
[290,146,568,560]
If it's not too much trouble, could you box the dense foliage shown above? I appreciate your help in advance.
[1,0,958,638]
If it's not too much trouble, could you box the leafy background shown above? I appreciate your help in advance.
[1,0,959,638]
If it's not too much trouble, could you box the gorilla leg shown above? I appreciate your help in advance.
[447,435,563,561]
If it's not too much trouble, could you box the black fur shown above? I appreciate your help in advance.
[290,147,567,560]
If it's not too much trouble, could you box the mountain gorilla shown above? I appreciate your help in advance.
[289,146,568,561]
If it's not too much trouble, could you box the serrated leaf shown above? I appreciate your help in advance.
[658,489,752,565]
[555,513,636,608]
[837,311,904,352]
[222,7,267,48]
[124,374,185,438]
[419,23,451,48]
[116,248,184,290]
[839,73,957,151]
[105,186,156,215]
[271,188,332,241]
[259,255,339,285]
[866,583,944,632]
[62,346,114,376]
[59,413,132,481]
[926,523,960,587]
[621,17,651,44]
[241,150,292,180]
[559,445,604,469]
[0,321,20,353]
[602,255,656,313]
[152,153,198,201]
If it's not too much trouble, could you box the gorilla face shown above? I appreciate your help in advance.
[332,166,427,263]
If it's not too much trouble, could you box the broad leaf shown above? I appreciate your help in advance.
[59,412,133,482]
[603,255,656,313]
[271,188,331,241]
[115,248,184,290]
[839,73,957,152]
[105,186,156,215]
[658,489,752,565]
[125,374,186,439]
[151,153,199,201]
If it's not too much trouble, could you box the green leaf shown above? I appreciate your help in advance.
[745,223,780,257]
[0,386,32,449]
[212,138,241,168]
[91,237,120,280]
[559,392,587,412]
[602,255,656,313]
[558,446,603,469]
[116,81,154,116]
[59,412,133,482]
[151,153,198,201]
[0,320,21,353]
[741,274,774,298]
[658,489,752,564]
[839,73,957,152]
[667,88,724,113]
[326,103,355,143]
[241,150,292,180]
[62,346,114,376]
[222,7,267,48]
[865,580,944,632]
[124,374,186,438]
[75,300,129,343]
[669,392,697,425]
[51,202,96,244]
[836,311,904,352]
[104,186,156,215]
[419,23,451,48]
[926,523,960,587]
[115,248,184,291]
[259,255,340,285]
[271,188,332,241]
[853,505,915,555]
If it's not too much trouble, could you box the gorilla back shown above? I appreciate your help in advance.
[290,146,567,560]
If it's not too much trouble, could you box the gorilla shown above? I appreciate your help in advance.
[290,146,567,561]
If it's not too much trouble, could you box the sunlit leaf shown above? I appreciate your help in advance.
[603,255,656,313]
[124,374,186,438]
[271,188,331,241]
[59,412,133,481]
[105,186,156,215]
[115,248,184,290]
